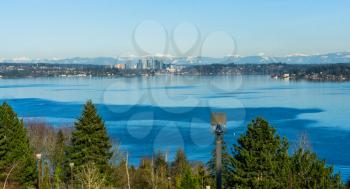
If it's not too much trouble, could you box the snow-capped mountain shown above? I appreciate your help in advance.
[0,57,119,65]
[181,52,350,64]
[1,52,350,65]
[171,52,350,65]
[279,52,350,64]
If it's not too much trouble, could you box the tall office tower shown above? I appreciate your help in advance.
[137,59,143,70]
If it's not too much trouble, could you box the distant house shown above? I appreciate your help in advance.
[283,73,290,78]
[115,63,126,69]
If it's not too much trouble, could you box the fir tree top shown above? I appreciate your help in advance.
[0,102,37,187]
[68,100,112,170]
[231,117,289,188]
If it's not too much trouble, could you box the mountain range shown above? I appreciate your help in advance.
[1,52,350,65]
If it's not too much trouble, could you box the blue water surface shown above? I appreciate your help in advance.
[0,75,349,181]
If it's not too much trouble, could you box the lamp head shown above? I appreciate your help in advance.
[210,112,227,135]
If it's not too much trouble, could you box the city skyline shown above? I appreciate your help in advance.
[1,0,350,59]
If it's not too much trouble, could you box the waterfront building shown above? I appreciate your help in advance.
[115,63,126,69]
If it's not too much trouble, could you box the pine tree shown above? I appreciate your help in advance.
[42,162,51,189]
[177,167,201,189]
[106,158,128,189]
[193,162,210,189]
[53,129,66,186]
[154,151,169,189]
[171,149,190,177]
[133,157,153,189]
[54,165,63,189]
[171,149,191,187]
[50,129,66,189]
[0,106,6,173]
[53,130,66,168]
[67,100,112,170]
[0,102,37,187]
[289,148,344,188]
[229,117,290,188]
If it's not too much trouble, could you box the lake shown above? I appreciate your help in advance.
[0,75,349,181]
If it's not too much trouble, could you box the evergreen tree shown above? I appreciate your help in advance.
[53,130,66,168]
[133,157,153,189]
[154,151,170,189]
[42,162,51,189]
[289,148,344,188]
[193,162,210,189]
[229,117,290,188]
[0,102,37,187]
[171,149,190,177]
[0,106,6,171]
[67,100,112,170]
[52,130,66,188]
[177,167,201,189]
[171,149,191,187]
[54,165,63,189]
[106,158,128,188]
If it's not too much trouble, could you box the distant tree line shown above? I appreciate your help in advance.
[181,63,350,81]
[0,101,349,188]
[2,63,350,81]
[0,63,158,78]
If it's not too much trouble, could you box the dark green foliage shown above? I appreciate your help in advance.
[154,151,168,174]
[42,162,51,189]
[0,102,37,187]
[52,130,65,186]
[227,117,345,189]
[105,159,128,188]
[154,151,170,188]
[182,63,350,81]
[0,102,347,189]
[230,117,290,188]
[171,149,191,187]
[177,168,201,189]
[171,149,190,177]
[52,130,66,187]
[53,130,66,168]
[67,100,112,170]
[133,157,153,189]
[54,165,63,189]
[193,162,211,189]
[0,105,6,169]
[289,149,344,188]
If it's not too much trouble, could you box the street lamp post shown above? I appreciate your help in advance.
[167,177,171,189]
[211,112,227,189]
[69,162,74,189]
[36,153,42,189]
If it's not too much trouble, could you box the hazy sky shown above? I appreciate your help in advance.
[0,0,349,58]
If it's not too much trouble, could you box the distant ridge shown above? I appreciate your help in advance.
[1,52,350,65]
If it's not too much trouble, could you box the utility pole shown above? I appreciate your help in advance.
[36,153,42,189]
[215,126,223,189]
[211,112,227,189]
[69,162,74,189]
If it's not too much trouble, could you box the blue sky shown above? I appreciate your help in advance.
[0,0,349,58]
